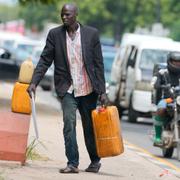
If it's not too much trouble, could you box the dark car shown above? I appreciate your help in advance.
[0,47,19,81]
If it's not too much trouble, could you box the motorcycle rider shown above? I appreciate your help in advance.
[152,51,180,146]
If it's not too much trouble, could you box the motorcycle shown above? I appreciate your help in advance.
[156,84,180,160]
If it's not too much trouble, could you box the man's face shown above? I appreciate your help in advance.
[61,5,77,27]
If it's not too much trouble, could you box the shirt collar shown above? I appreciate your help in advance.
[66,23,80,36]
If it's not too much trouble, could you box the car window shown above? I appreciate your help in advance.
[139,49,169,70]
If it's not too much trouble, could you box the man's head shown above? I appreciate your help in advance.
[168,52,180,67]
[61,3,78,27]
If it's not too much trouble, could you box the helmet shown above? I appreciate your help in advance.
[167,51,180,74]
[167,51,180,62]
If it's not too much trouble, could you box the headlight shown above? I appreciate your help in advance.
[176,96,180,106]
[135,81,152,91]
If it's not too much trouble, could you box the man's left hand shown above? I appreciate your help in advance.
[99,93,109,106]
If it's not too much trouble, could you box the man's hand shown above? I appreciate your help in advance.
[27,83,36,98]
[98,93,109,106]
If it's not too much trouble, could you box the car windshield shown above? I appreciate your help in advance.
[139,49,169,70]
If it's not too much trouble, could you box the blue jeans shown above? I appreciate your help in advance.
[61,92,100,167]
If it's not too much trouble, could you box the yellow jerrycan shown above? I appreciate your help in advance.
[18,57,34,84]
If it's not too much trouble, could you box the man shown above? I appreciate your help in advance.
[27,3,107,174]
[152,51,180,146]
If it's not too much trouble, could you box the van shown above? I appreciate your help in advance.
[108,33,172,104]
[108,35,180,122]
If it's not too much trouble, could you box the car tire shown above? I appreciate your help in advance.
[117,106,125,118]
[162,147,174,158]
[41,85,51,91]
[128,101,138,123]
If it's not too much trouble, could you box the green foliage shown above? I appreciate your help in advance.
[15,0,180,40]
[0,5,19,23]
[26,138,49,161]
[19,0,57,5]
[0,176,4,180]
[19,1,59,31]
[170,20,180,41]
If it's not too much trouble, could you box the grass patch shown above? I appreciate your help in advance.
[0,170,5,180]
[0,174,4,180]
[26,138,49,161]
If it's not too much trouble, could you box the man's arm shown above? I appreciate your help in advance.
[31,30,55,86]
[27,30,55,97]
[92,30,108,105]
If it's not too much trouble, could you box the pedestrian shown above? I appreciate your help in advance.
[27,3,107,174]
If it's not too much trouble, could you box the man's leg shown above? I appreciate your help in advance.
[153,115,163,146]
[60,93,79,169]
[78,92,101,172]
[153,99,167,146]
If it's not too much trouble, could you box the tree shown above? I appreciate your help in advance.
[0,5,19,23]
[18,1,59,31]
[17,0,180,41]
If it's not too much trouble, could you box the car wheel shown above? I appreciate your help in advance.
[41,85,51,91]
[162,147,174,158]
[128,101,138,123]
[116,105,125,118]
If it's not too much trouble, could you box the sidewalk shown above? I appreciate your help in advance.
[0,82,179,180]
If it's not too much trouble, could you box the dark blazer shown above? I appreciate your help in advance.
[31,24,106,98]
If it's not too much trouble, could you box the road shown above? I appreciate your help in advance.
[36,88,180,169]
[1,81,179,174]
[121,115,180,169]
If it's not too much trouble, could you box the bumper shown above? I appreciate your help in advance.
[132,90,152,113]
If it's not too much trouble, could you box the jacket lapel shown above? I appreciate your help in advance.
[60,26,70,71]
[80,25,87,63]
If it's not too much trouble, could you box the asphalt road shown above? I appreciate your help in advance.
[36,88,180,169]
[121,115,180,168]
[1,81,179,172]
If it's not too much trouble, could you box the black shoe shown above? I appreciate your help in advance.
[59,165,79,173]
[85,162,101,173]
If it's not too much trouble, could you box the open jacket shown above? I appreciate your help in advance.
[31,24,106,98]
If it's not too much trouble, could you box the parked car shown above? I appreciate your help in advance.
[108,33,180,122]
[108,33,172,105]
[7,38,42,66]
[0,47,19,81]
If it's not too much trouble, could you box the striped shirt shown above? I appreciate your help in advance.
[66,25,93,97]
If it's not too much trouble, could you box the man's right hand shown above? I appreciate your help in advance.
[27,83,36,98]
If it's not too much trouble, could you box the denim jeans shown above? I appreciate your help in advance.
[61,92,100,167]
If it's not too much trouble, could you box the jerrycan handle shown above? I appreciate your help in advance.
[96,105,106,113]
